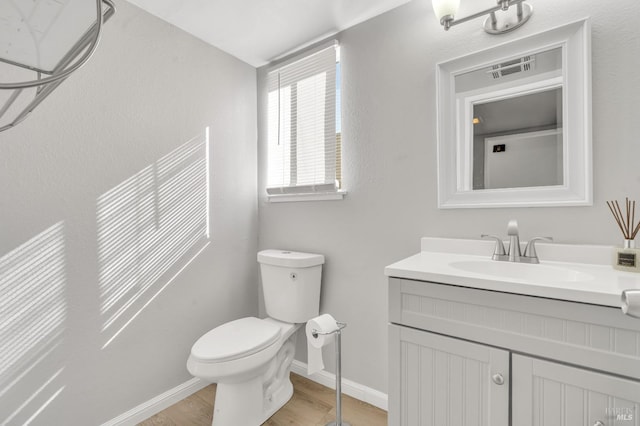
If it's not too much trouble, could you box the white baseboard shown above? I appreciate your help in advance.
[290,360,388,411]
[101,377,207,426]
[102,362,387,425]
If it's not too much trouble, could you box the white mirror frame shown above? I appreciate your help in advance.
[436,18,592,209]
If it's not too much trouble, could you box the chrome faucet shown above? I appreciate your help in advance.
[482,220,552,264]
[521,237,553,263]
[480,234,507,261]
[507,219,521,262]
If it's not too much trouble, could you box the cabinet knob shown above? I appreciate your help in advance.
[491,373,505,385]
[593,421,605,426]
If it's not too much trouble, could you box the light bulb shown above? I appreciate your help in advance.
[432,0,460,21]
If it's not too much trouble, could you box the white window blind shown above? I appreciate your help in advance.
[267,42,339,195]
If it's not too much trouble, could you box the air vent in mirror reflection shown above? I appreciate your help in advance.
[490,55,535,79]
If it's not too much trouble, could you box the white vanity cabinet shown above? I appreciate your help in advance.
[388,278,640,426]
[513,355,640,426]
[389,324,509,426]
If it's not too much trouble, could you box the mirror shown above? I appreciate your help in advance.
[436,19,592,208]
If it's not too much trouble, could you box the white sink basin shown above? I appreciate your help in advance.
[449,260,594,283]
[384,238,640,307]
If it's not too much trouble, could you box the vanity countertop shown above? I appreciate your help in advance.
[385,238,640,308]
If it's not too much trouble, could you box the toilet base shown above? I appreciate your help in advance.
[211,334,297,426]
[212,375,264,426]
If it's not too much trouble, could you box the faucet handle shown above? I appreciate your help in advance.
[523,237,553,261]
[481,234,508,261]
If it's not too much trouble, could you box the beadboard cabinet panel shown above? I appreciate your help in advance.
[513,355,640,426]
[389,278,640,380]
[389,324,509,426]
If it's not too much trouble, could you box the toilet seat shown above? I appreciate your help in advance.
[190,317,281,363]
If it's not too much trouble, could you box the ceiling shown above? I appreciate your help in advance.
[474,88,563,135]
[125,0,412,67]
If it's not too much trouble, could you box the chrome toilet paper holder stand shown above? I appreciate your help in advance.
[312,321,350,426]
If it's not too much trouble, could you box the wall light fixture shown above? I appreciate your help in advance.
[432,0,533,34]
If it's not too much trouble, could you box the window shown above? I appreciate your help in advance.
[266,41,343,201]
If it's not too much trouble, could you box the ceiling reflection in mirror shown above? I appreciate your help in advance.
[473,87,563,190]
[454,47,564,191]
[455,47,562,93]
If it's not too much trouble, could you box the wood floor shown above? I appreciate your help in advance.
[138,373,387,426]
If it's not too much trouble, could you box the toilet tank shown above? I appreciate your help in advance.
[257,250,324,323]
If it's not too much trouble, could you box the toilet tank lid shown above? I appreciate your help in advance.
[258,249,325,268]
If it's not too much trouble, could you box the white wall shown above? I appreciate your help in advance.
[0,1,258,424]
[257,0,640,395]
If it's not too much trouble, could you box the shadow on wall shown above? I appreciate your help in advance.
[97,130,211,349]
[0,223,67,425]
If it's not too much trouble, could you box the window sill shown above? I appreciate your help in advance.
[267,191,347,203]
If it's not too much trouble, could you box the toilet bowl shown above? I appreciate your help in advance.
[186,250,324,426]
[187,317,299,425]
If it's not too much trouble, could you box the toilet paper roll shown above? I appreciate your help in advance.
[305,314,339,375]
[622,290,640,319]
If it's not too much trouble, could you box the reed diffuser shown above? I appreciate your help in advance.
[606,198,640,272]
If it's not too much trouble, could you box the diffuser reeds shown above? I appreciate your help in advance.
[606,198,640,240]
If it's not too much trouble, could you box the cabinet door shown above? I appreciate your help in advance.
[513,354,640,426]
[389,324,509,426]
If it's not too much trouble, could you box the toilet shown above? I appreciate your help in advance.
[186,249,324,426]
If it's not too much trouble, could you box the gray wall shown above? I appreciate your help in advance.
[0,1,257,424]
[257,0,640,395]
